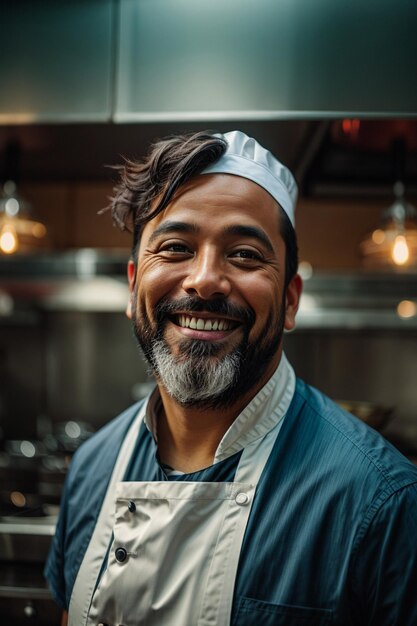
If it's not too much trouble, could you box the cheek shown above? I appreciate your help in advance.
[240,280,284,345]
[240,274,282,319]
[136,262,180,314]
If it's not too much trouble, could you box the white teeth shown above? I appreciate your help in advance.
[177,316,232,331]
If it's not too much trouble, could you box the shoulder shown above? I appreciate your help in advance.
[289,379,417,497]
[44,400,145,609]
[67,400,144,487]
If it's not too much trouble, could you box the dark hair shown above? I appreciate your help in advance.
[280,210,299,288]
[107,130,298,287]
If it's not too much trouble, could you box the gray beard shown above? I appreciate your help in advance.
[132,294,285,409]
[150,338,241,406]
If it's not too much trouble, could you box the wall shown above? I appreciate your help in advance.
[21,181,128,251]
[20,181,389,270]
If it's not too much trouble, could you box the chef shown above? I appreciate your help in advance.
[45,131,417,626]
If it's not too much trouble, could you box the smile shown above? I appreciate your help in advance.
[174,315,239,332]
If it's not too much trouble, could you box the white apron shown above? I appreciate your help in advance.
[69,358,295,626]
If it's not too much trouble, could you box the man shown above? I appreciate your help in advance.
[46,131,417,626]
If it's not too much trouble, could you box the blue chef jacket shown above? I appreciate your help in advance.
[45,378,417,625]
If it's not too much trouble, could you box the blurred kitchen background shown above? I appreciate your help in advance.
[1,0,417,623]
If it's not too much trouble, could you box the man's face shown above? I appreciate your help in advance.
[127,173,301,408]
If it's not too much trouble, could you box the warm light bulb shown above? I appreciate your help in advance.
[397,300,417,319]
[32,223,47,238]
[0,227,18,254]
[10,491,26,508]
[392,235,409,265]
[372,229,385,245]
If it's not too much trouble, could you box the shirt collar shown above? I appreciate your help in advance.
[143,352,296,464]
[214,352,295,462]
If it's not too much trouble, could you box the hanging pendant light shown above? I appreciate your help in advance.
[360,181,417,270]
[0,180,47,255]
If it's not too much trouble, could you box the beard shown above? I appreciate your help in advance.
[131,294,285,410]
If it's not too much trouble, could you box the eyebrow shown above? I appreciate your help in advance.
[147,220,275,254]
[147,221,198,245]
[224,225,274,253]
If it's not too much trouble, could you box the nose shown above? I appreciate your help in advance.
[181,248,232,300]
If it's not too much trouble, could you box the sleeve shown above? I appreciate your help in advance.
[44,472,71,610]
[43,402,144,610]
[43,439,110,610]
[351,482,417,625]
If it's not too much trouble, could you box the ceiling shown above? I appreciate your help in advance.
[1,119,417,198]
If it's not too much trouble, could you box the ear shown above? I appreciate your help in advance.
[284,273,302,331]
[126,260,136,320]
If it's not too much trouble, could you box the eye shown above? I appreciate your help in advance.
[158,241,193,256]
[165,244,189,252]
[230,249,263,262]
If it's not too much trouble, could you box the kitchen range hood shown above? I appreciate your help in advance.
[1,1,417,195]
[1,0,416,125]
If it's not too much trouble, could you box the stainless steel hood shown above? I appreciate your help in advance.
[2,2,417,194]
[0,249,129,313]
[297,271,417,329]
[1,0,417,125]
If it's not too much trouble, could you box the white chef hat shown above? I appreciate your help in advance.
[201,130,297,226]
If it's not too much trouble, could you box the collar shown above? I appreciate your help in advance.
[143,353,296,464]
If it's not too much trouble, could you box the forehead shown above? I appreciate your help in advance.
[145,173,282,237]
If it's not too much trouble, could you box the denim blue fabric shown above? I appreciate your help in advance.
[45,379,417,624]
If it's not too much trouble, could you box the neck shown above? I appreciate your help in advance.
[157,393,246,473]
[156,355,281,473]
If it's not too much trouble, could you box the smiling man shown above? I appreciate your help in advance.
[45,131,417,626]
[127,170,300,474]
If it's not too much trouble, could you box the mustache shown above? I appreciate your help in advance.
[154,295,255,327]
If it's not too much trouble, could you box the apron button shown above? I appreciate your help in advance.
[235,492,249,505]
[128,500,136,513]
[115,547,128,562]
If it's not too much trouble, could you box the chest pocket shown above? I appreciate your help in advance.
[233,597,333,626]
